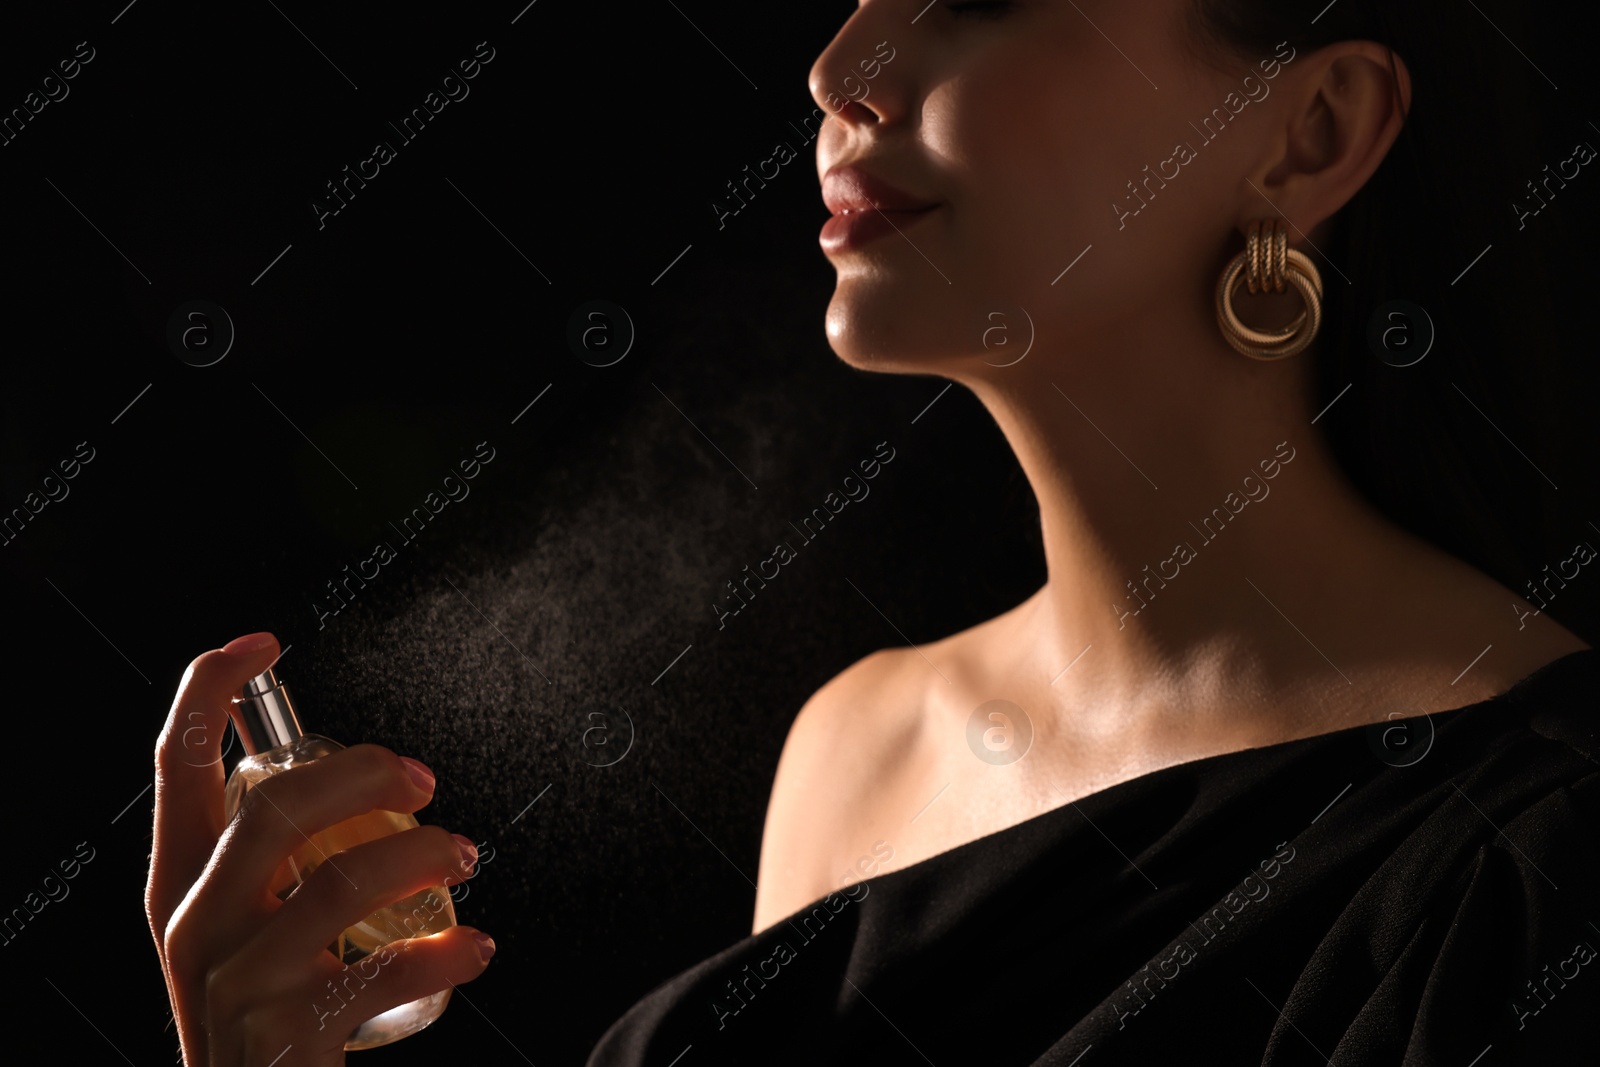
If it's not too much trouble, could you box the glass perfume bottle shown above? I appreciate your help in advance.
[223,667,458,1049]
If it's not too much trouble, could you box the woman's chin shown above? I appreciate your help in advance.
[824,295,1015,376]
[825,294,952,373]
[824,333,946,374]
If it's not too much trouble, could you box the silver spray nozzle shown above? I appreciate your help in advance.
[232,666,305,754]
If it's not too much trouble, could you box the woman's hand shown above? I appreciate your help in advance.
[145,632,495,1065]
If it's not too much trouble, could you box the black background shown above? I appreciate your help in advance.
[0,2,1040,1063]
[1,2,1597,1064]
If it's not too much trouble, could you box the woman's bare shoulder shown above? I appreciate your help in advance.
[751,645,925,933]
[750,596,1041,933]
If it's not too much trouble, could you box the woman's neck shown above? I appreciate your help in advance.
[951,344,1555,747]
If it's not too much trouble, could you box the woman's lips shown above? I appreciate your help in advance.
[819,204,940,255]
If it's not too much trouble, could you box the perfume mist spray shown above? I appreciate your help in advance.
[223,667,458,1049]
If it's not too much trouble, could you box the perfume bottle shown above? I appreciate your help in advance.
[223,667,458,1049]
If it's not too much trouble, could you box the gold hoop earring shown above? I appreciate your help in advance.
[1216,218,1324,360]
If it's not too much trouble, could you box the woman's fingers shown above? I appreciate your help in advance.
[196,744,438,923]
[261,824,475,961]
[215,926,494,1055]
[197,826,487,1064]
[146,632,494,1066]
[318,926,495,1042]
[148,632,282,946]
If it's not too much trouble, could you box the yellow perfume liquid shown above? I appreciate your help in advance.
[225,669,457,1049]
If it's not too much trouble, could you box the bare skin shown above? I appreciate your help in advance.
[146,633,493,1065]
[751,0,1589,932]
[752,559,1588,931]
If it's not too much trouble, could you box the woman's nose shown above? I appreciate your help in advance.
[808,11,904,127]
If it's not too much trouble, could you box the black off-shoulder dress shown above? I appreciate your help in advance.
[589,649,1600,1066]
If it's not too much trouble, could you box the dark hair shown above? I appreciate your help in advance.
[1187,1,1599,642]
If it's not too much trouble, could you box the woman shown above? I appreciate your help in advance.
[147,0,1600,1062]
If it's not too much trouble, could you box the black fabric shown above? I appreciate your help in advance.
[588,649,1600,1065]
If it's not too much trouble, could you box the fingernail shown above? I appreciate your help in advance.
[452,833,479,868]
[474,932,496,962]
[400,757,435,793]
[223,632,276,655]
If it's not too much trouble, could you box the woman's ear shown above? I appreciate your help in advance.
[1246,41,1412,236]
